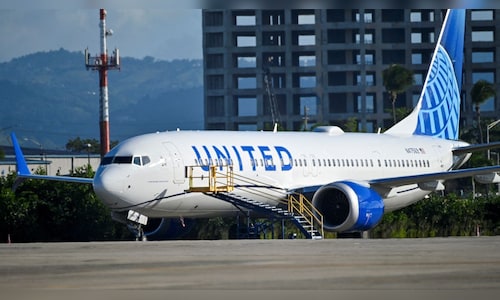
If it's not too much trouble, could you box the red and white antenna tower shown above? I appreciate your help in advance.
[85,8,120,157]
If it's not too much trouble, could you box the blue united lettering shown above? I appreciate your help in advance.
[191,145,293,172]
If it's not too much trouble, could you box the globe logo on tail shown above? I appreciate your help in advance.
[414,45,460,140]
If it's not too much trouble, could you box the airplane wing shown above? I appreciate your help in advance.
[453,141,500,155]
[369,165,500,188]
[10,132,94,190]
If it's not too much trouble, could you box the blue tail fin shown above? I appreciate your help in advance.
[10,132,31,176]
[385,9,465,140]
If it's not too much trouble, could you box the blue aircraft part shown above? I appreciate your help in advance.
[10,132,31,176]
[414,9,465,140]
[341,181,385,232]
[312,181,384,232]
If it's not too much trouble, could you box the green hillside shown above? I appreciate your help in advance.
[0,49,203,149]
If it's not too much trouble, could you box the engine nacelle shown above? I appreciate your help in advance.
[312,181,384,232]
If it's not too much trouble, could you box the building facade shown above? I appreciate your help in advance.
[202,9,500,133]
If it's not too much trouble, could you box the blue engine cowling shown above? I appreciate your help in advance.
[312,181,384,232]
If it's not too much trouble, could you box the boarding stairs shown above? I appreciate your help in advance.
[185,165,324,239]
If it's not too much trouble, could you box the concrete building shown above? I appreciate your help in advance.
[202,9,500,132]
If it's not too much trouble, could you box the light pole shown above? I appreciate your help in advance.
[86,143,92,168]
[487,119,500,160]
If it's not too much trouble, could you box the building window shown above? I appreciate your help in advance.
[330,50,346,65]
[356,73,375,86]
[414,73,424,85]
[298,54,316,67]
[298,33,316,46]
[382,28,405,43]
[364,31,374,44]
[411,32,422,44]
[381,9,404,22]
[356,52,375,65]
[263,31,285,46]
[328,29,346,43]
[235,55,256,68]
[329,72,346,86]
[472,50,494,63]
[327,9,344,22]
[299,96,317,116]
[298,13,315,24]
[263,52,285,67]
[329,93,348,113]
[296,74,316,88]
[472,29,494,42]
[356,94,375,113]
[207,54,224,69]
[471,10,494,21]
[412,93,420,106]
[204,11,223,26]
[207,96,225,117]
[206,32,223,48]
[472,72,496,112]
[207,75,224,90]
[364,11,373,23]
[410,11,421,22]
[235,14,256,26]
[382,50,405,64]
[412,53,422,64]
[367,52,375,65]
[472,71,495,83]
[237,97,257,116]
[263,10,285,25]
[235,34,257,47]
[236,76,257,89]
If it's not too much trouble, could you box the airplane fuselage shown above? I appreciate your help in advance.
[92,129,469,219]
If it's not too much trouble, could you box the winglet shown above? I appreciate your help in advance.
[10,132,31,176]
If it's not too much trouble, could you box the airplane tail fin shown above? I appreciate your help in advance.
[11,132,31,176]
[385,9,465,140]
[10,132,30,190]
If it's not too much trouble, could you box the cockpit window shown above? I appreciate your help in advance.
[100,155,151,166]
[101,156,113,165]
[113,156,133,164]
[133,155,151,166]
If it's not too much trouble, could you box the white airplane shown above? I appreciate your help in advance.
[10,9,500,239]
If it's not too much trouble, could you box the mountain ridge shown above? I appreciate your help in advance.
[0,49,203,150]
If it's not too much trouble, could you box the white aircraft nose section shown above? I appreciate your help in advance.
[93,166,129,208]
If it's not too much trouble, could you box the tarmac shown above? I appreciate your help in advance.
[1,237,499,299]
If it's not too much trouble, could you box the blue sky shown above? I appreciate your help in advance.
[0,9,202,62]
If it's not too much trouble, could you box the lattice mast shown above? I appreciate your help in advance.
[85,9,120,157]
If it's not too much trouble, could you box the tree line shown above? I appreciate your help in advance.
[1,165,499,242]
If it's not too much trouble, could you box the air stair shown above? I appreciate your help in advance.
[185,165,324,239]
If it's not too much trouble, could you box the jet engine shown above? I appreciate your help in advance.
[312,181,384,232]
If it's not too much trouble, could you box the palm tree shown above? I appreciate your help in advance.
[382,64,415,125]
[471,79,496,143]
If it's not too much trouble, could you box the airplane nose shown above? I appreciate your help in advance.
[93,166,127,208]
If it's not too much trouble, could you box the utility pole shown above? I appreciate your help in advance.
[85,9,120,158]
[302,106,309,131]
